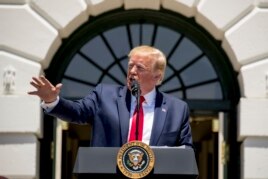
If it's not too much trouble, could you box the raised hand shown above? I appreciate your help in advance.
[28,76,62,103]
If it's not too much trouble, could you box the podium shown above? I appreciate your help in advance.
[73,147,198,178]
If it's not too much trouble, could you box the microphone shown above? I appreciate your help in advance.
[130,79,141,141]
[130,79,140,98]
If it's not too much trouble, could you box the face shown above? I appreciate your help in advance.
[127,54,161,95]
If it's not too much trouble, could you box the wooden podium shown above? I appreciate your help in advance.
[73,147,198,178]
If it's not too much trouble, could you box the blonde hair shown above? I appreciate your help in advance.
[128,45,166,85]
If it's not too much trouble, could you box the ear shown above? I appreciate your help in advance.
[154,73,160,79]
[154,72,162,82]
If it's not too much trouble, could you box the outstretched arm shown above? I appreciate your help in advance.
[28,76,62,103]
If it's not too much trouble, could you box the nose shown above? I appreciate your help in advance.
[129,65,138,74]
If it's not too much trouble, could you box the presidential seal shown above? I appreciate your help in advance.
[117,141,155,179]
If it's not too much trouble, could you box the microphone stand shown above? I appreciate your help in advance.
[135,89,141,141]
[130,79,141,141]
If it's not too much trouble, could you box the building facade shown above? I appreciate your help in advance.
[0,0,268,179]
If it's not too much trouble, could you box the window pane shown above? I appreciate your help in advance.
[159,77,181,92]
[186,82,222,99]
[65,54,102,84]
[154,26,181,56]
[81,36,114,69]
[61,79,94,98]
[181,56,217,86]
[104,26,131,58]
[142,24,154,45]
[169,38,202,70]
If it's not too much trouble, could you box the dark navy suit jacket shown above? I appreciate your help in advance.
[48,84,193,147]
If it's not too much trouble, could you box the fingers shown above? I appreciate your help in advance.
[55,83,63,90]
[30,81,40,89]
[28,90,38,95]
[29,76,62,92]
[30,76,55,89]
[40,76,53,87]
[32,76,44,86]
[30,76,44,90]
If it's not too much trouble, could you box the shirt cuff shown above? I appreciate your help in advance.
[41,96,59,112]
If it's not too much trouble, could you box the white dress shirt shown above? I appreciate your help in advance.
[128,88,156,145]
[41,96,59,112]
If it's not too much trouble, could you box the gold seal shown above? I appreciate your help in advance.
[117,141,155,179]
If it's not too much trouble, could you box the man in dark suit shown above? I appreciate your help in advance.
[28,45,193,147]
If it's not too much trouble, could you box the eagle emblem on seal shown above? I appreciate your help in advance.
[127,149,145,170]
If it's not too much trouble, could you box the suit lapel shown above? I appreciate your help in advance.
[117,87,131,145]
[150,91,167,146]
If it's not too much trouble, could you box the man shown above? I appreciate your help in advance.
[28,45,193,147]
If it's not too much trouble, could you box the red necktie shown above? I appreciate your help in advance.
[129,96,145,141]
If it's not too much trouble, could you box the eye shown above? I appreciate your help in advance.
[128,64,134,70]
[136,65,146,72]
[128,63,147,72]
